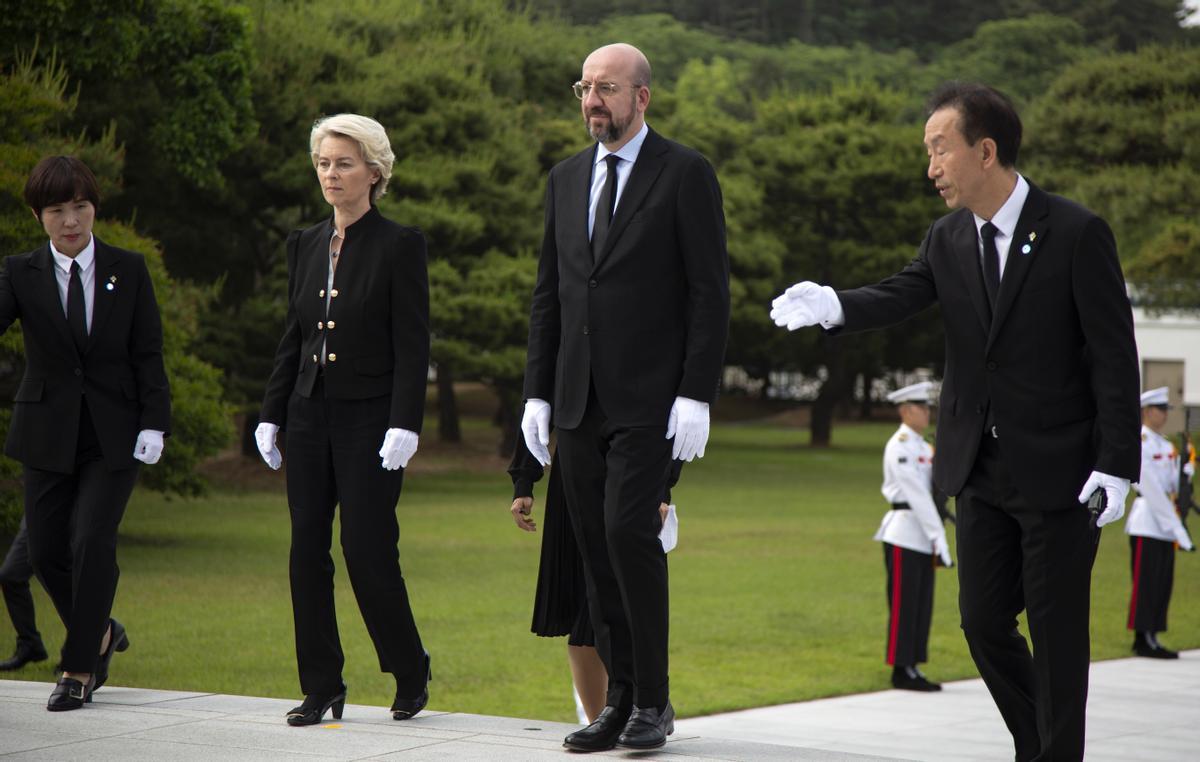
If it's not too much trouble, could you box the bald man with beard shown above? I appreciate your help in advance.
[521,43,730,752]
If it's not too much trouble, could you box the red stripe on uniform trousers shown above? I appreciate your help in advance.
[887,545,903,665]
[1128,537,1143,630]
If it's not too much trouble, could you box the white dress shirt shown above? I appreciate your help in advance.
[972,174,1030,280]
[588,122,649,239]
[50,235,96,332]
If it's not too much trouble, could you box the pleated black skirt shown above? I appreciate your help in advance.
[530,459,594,647]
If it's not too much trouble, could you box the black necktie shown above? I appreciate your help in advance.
[68,260,88,352]
[981,221,1000,307]
[590,154,621,262]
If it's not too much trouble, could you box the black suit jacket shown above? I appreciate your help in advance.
[261,206,430,433]
[835,181,1140,508]
[524,128,730,429]
[0,239,170,473]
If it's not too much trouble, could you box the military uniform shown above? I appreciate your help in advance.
[875,381,950,691]
[1125,387,1193,658]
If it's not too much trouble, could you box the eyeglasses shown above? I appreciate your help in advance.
[572,81,640,100]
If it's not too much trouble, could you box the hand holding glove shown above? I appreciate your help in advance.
[255,422,282,470]
[521,399,552,466]
[133,429,165,465]
[1077,470,1131,527]
[769,282,844,331]
[379,428,419,470]
[666,396,710,462]
[933,534,953,568]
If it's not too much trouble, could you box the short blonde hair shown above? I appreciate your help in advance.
[310,113,395,202]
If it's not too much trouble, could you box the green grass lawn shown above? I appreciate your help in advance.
[2,418,1196,724]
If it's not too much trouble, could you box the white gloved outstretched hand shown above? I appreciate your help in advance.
[933,534,953,568]
[379,427,419,470]
[1077,470,1131,527]
[255,421,282,470]
[769,282,844,331]
[521,399,552,466]
[666,396,710,462]
[133,429,164,465]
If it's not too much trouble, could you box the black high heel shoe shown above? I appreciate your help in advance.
[47,674,95,712]
[391,651,431,721]
[94,618,129,692]
[286,683,347,726]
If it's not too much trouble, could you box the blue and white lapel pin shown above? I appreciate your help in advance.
[1020,232,1036,255]
[106,275,117,291]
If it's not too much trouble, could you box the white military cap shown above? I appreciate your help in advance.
[886,381,935,405]
[1140,386,1170,407]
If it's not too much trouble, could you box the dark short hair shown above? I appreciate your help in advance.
[23,156,101,219]
[926,83,1022,168]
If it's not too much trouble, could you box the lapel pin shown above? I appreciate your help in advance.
[106,275,117,291]
[1028,232,1036,241]
[1021,244,1032,254]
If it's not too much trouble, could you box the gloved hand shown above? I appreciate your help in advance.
[1185,461,1195,480]
[769,282,844,331]
[1176,529,1195,553]
[379,427,419,470]
[521,399,552,466]
[255,421,282,470]
[666,396,710,462]
[133,429,164,465]
[1077,470,1131,527]
[933,534,953,568]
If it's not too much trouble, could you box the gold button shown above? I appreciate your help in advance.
[326,320,336,329]
[328,353,337,362]
[319,289,325,297]
[330,289,339,298]
[312,354,318,362]
[318,321,324,330]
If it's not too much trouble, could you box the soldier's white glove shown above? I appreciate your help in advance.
[133,429,165,465]
[1077,470,1130,527]
[255,421,282,470]
[666,396,710,462]
[379,427,419,470]
[933,534,953,568]
[770,282,844,330]
[521,398,552,466]
[1185,462,1195,480]
[1176,529,1195,553]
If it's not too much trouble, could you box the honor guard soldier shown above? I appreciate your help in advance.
[1125,386,1194,658]
[876,381,952,691]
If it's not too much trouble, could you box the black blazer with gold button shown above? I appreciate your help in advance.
[260,206,430,433]
[0,239,171,473]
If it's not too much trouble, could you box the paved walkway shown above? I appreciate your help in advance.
[2,652,1196,760]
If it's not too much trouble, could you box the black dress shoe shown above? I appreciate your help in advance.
[93,618,129,691]
[564,705,631,752]
[617,702,675,749]
[392,651,431,720]
[1133,635,1179,659]
[0,643,49,671]
[286,683,347,726]
[47,675,94,711]
[892,665,942,692]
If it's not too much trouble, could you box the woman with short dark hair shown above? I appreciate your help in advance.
[5,155,170,711]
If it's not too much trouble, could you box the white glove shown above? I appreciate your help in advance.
[255,421,282,470]
[379,427,419,470]
[769,282,844,331]
[933,534,953,568]
[665,396,710,462]
[133,429,164,465]
[1185,462,1195,480]
[1176,529,1195,553]
[1077,470,1131,527]
[521,399,552,466]
[659,503,678,553]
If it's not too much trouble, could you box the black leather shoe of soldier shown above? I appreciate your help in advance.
[1133,633,1179,659]
[892,665,942,691]
[563,705,630,752]
[616,702,675,750]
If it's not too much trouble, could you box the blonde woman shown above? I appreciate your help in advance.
[257,114,431,725]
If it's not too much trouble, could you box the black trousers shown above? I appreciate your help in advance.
[284,380,425,697]
[957,434,1098,762]
[883,543,934,667]
[24,401,138,673]
[1127,535,1174,634]
[556,388,672,710]
[0,517,44,651]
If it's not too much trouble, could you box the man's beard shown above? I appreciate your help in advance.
[584,97,635,143]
